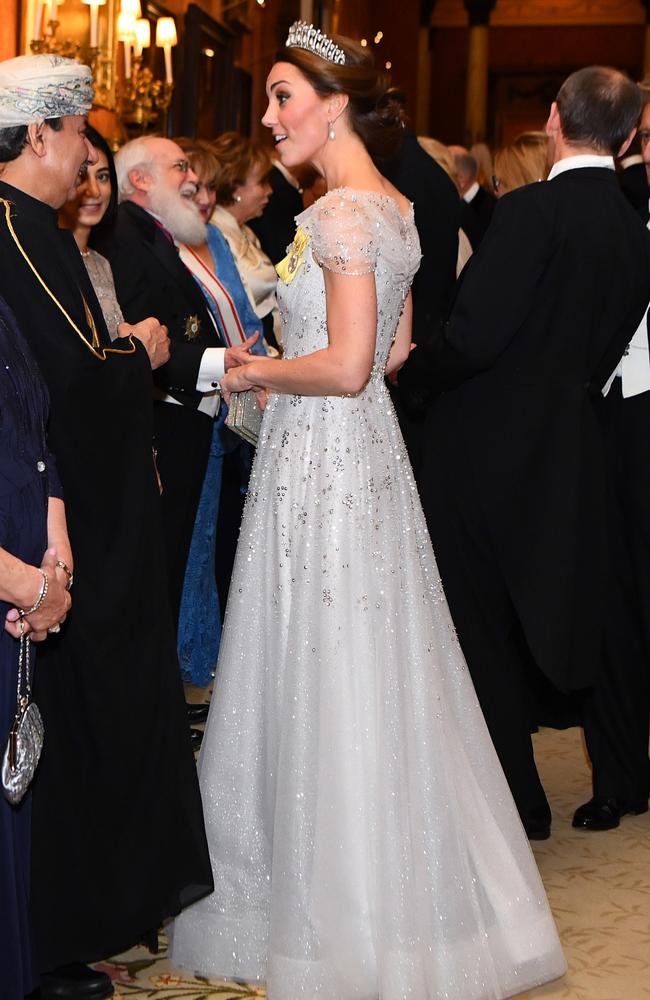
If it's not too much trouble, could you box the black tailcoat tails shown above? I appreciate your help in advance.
[417,167,650,825]
[0,181,213,970]
[104,201,225,624]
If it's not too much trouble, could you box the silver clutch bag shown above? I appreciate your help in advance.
[225,390,263,447]
[2,625,44,805]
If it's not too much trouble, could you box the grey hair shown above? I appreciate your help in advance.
[114,136,158,201]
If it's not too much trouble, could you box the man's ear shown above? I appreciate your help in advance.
[25,121,48,158]
[616,126,637,159]
[128,166,155,193]
[545,101,560,139]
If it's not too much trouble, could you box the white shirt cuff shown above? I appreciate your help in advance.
[196,347,226,392]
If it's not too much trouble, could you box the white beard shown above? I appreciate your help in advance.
[148,182,207,246]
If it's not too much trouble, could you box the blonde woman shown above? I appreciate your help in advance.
[492,131,549,197]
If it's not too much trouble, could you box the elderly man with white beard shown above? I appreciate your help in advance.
[103,137,256,638]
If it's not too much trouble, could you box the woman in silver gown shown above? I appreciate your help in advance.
[171,27,566,1000]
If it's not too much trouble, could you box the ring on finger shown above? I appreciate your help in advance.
[47,624,61,634]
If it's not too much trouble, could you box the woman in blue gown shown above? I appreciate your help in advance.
[175,138,267,688]
[0,296,70,999]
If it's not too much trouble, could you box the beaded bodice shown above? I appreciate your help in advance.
[277,188,420,383]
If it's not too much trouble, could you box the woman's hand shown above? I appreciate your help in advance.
[4,548,72,642]
[255,388,270,411]
[220,361,266,403]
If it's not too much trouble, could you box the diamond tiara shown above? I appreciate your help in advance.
[285,21,346,66]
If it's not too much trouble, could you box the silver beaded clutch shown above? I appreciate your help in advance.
[225,390,263,447]
[2,631,44,805]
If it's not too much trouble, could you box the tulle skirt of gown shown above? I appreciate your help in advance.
[171,379,566,999]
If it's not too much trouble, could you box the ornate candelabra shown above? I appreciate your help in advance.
[30,18,79,59]
[119,60,173,129]
[117,13,176,131]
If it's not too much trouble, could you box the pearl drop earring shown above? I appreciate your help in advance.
[328,120,336,141]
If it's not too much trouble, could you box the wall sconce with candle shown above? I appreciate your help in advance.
[118,4,176,132]
[26,0,118,107]
[30,0,80,58]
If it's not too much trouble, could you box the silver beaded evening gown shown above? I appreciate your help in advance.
[171,188,566,999]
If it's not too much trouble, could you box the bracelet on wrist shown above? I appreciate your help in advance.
[55,559,73,591]
[19,568,48,617]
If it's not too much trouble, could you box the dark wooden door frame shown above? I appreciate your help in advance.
[176,3,238,138]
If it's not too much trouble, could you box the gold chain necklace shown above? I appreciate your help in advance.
[0,198,136,362]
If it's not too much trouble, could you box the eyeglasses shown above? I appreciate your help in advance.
[152,158,191,173]
[639,130,650,145]
[491,174,501,193]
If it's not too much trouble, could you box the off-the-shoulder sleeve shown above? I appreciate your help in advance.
[301,192,379,276]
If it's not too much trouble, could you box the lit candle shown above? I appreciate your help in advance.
[49,0,59,23]
[89,4,99,46]
[133,18,150,59]
[121,0,141,16]
[117,11,136,78]
[156,17,177,85]
[33,0,43,38]
[163,46,173,84]
[81,0,106,48]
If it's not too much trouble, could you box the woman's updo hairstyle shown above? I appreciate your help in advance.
[280,35,405,158]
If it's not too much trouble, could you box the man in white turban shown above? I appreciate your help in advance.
[0,52,214,1000]
[0,53,94,129]
[0,54,96,211]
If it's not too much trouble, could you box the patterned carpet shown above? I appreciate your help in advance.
[100,725,650,999]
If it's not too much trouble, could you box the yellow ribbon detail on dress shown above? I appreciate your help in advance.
[276,226,309,284]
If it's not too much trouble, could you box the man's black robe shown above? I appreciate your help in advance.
[0,181,213,971]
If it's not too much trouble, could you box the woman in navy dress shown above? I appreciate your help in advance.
[0,296,71,999]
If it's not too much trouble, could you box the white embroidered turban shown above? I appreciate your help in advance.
[0,54,94,129]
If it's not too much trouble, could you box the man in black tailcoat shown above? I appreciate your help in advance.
[449,145,496,249]
[380,125,461,475]
[415,66,650,839]
[104,137,255,628]
[574,84,650,831]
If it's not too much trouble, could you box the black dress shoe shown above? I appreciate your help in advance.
[572,796,649,831]
[190,727,204,752]
[40,963,114,1000]
[186,701,210,724]
[524,820,551,841]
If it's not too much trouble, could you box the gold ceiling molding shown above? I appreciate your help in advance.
[431,0,647,27]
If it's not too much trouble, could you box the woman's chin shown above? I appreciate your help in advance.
[276,142,295,166]
[78,211,103,227]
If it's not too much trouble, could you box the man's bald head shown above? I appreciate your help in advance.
[556,66,641,156]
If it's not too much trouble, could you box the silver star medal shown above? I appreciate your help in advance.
[184,315,201,341]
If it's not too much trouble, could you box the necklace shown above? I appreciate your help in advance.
[0,198,136,363]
